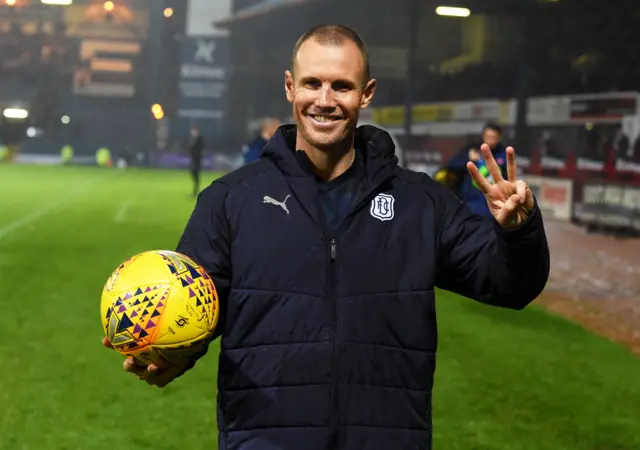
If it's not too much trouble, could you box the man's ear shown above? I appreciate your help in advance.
[360,78,377,109]
[285,70,295,103]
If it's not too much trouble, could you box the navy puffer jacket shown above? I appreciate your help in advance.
[176,125,550,450]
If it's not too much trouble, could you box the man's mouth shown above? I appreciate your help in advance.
[309,115,341,123]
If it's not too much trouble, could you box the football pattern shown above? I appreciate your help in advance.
[101,250,219,366]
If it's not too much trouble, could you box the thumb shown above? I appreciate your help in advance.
[515,180,535,211]
[525,185,535,211]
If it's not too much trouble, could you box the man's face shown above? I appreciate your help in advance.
[285,39,376,151]
[482,128,501,149]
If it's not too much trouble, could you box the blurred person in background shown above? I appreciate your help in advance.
[104,24,549,450]
[442,122,507,218]
[96,146,112,168]
[242,116,280,165]
[188,126,205,197]
[61,144,74,165]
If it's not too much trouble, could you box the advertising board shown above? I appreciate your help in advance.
[524,176,574,221]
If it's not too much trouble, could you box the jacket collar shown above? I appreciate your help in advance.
[262,124,399,183]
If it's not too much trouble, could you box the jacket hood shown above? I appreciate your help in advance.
[261,124,399,181]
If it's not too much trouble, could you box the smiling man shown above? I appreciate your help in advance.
[285,26,376,180]
[104,24,550,450]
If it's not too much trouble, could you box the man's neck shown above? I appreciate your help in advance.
[297,135,355,181]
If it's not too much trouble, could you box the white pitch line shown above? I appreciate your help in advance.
[114,200,132,224]
[0,191,84,240]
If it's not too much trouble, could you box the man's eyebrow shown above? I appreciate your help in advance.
[297,76,319,83]
[297,76,358,88]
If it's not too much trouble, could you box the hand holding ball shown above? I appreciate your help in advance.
[100,250,219,375]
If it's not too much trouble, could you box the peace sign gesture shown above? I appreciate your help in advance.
[467,144,535,229]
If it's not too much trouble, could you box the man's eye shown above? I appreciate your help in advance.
[333,83,350,92]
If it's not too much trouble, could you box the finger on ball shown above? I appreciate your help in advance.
[124,357,140,372]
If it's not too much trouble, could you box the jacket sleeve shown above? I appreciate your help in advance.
[433,180,550,309]
[173,181,232,370]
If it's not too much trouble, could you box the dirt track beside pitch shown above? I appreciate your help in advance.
[535,221,640,356]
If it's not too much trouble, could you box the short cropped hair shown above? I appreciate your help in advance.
[483,121,503,135]
[291,24,371,81]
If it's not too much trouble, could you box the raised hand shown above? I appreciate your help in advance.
[466,144,535,229]
[102,337,184,388]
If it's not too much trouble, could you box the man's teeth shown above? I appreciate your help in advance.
[312,115,336,122]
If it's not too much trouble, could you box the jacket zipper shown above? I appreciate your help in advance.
[307,174,341,449]
[328,236,340,449]
[324,174,394,449]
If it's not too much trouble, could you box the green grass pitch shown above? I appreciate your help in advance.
[0,164,639,449]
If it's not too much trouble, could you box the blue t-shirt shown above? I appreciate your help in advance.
[243,136,268,165]
[297,149,363,231]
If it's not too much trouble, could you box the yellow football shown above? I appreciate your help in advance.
[100,250,219,366]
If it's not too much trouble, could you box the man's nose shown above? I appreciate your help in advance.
[315,86,337,108]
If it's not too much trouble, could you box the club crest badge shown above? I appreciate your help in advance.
[370,193,395,222]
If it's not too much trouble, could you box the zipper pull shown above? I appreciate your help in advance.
[330,238,337,261]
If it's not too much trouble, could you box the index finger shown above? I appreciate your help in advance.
[102,337,114,349]
[480,144,504,184]
[506,146,518,183]
[466,161,492,194]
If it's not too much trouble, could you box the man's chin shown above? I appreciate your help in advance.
[300,125,353,150]
[303,132,345,151]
